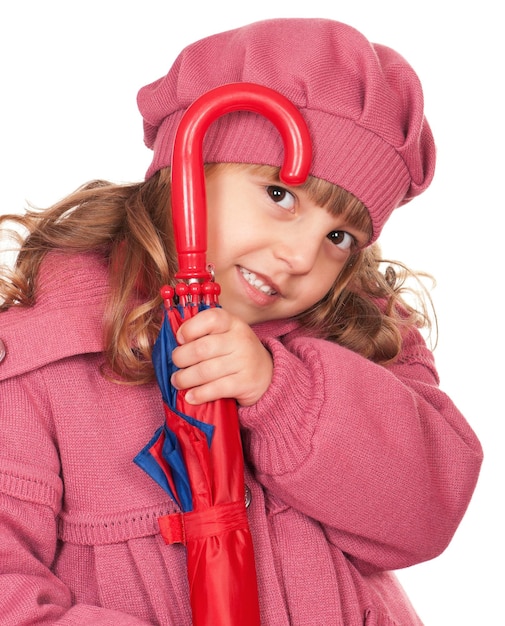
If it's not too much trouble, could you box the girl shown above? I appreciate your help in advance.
[0,18,482,625]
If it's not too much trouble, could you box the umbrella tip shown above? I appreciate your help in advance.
[160,285,175,307]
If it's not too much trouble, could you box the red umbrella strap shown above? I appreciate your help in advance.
[158,500,248,546]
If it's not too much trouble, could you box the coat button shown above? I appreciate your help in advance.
[244,484,252,508]
[0,339,5,363]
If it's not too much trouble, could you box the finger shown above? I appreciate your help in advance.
[171,353,237,390]
[176,307,231,344]
[172,333,234,369]
[183,377,240,405]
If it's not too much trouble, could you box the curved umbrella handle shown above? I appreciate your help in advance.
[171,82,312,281]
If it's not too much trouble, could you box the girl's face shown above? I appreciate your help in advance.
[205,165,369,325]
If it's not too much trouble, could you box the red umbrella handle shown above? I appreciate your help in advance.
[171,82,312,281]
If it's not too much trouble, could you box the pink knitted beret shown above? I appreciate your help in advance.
[137,18,436,242]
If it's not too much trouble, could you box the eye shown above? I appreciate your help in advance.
[327,230,356,251]
[266,185,296,211]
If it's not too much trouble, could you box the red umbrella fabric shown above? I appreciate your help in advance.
[134,83,312,625]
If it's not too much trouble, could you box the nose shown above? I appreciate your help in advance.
[272,225,322,274]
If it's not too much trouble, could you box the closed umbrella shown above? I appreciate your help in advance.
[134,82,312,625]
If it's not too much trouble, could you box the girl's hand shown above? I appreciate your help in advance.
[170,307,273,407]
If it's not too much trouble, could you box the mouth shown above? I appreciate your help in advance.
[239,267,278,296]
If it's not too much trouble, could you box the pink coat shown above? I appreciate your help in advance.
[0,252,482,625]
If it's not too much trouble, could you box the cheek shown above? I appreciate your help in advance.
[206,209,231,260]
[206,223,221,261]
[297,277,335,313]
[205,187,231,259]
[318,253,344,282]
[307,258,344,300]
[207,221,239,263]
[312,280,335,305]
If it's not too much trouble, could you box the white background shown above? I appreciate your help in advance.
[1,2,502,624]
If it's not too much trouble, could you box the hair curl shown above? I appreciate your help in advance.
[0,165,435,383]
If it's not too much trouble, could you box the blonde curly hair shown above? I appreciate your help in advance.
[0,165,435,383]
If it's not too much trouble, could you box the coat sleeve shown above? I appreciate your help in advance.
[0,373,152,625]
[239,327,483,572]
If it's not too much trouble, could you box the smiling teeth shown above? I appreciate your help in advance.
[240,268,277,295]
